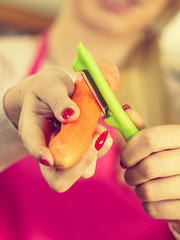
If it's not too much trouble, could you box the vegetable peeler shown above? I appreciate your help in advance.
[72,42,139,142]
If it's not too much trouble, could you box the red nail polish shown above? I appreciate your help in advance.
[39,158,51,166]
[61,108,74,120]
[120,161,126,169]
[122,104,131,111]
[95,130,108,151]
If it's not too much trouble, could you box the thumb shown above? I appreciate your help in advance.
[36,71,80,123]
[122,104,146,130]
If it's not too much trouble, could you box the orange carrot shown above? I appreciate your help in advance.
[49,60,120,169]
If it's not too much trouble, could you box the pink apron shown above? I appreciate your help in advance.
[0,32,175,240]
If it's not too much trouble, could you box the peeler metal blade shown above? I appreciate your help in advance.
[80,70,108,116]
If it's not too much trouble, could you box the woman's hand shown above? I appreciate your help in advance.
[4,68,112,192]
[121,106,180,232]
[4,68,80,165]
[40,123,112,192]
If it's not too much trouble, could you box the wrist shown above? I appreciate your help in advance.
[3,86,22,129]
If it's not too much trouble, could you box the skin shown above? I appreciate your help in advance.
[121,107,180,231]
[72,0,170,36]
[4,68,113,188]
[3,0,180,233]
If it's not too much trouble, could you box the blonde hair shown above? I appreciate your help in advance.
[116,1,180,127]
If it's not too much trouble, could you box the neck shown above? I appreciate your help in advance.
[48,3,142,74]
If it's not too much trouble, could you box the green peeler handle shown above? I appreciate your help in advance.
[103,109,139,142]
[72,42,139,142]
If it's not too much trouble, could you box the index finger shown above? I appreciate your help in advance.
[120,125,180,168]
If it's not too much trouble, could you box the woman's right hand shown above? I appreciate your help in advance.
[3,68,113,191]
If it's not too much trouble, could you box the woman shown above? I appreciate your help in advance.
[0,0,180,239]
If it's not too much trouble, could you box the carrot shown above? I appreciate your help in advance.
[49,60,120,169]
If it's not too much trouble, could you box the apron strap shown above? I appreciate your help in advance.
[27,31,48,76]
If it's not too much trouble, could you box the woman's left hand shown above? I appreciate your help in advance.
[120,106,180,231]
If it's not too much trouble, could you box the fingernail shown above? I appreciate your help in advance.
[122,104,131,111]
[95,130,108,151]
[39,157,51,166]
[120,160,126,169]
[61,108,74,120]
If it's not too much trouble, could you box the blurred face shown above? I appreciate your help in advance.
[72,0,171,36]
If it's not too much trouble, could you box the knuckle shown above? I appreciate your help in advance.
[124,170,134,185]
[139,158,155,180]
[142,202,158,219]
[141,129,155,151]
[136,182,154,202]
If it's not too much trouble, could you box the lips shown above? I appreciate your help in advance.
[98,0,139,13]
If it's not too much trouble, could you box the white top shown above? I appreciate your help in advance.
[0,35,35,172]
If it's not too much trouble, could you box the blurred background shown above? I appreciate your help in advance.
[0,0,63,34]
[0,0,179,40]
[0,0,179,69]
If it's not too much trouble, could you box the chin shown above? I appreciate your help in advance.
[72,0,170,38]
[73,0,143,37]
